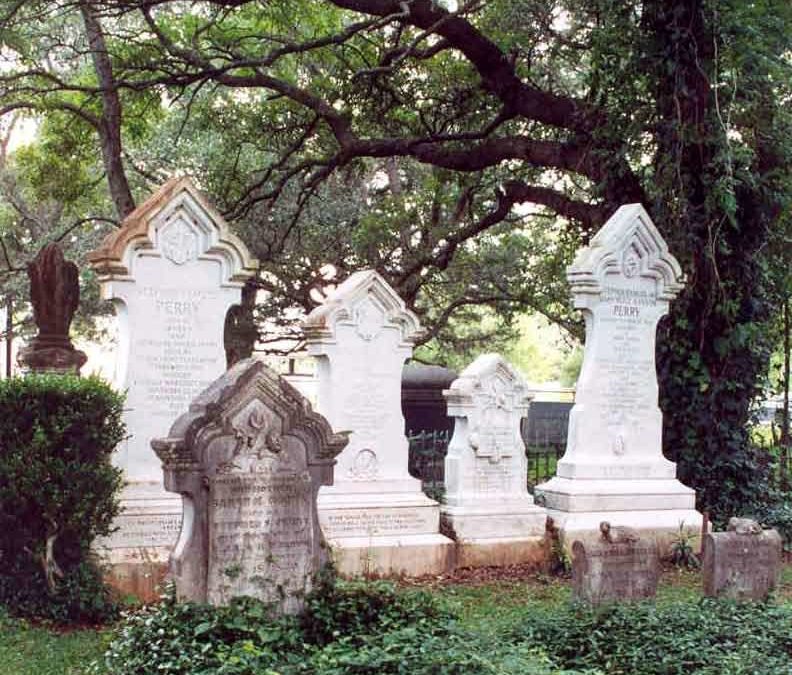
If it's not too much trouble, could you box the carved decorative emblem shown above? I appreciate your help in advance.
[161,218,199,265]
[230,406,283,459]
[471,378,515,463]
[354,299,385,341]
[622,250,640,278]
[349,448,378,480]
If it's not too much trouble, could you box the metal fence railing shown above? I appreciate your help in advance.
[406,428,566,499]
[407,429,449,501]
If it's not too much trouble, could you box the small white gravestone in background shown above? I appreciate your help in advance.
[303,270,453,575]
[87,178,258,588]
[441,354,547,566]
[536,204,701,548]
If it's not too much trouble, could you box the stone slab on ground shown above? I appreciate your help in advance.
[572,527,660,604]
[702,518,782,600]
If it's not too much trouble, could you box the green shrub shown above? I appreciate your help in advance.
[754,496,792,551]
[0,373,125,622]
[91,593,303,675]
[299,576,451,646]
[94,582,593,675]
[516,598,792,674]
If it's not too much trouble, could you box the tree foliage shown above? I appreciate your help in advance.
[1,0,790,518]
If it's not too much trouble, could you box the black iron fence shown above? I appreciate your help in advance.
[407,428,566,498]
[407,429,449,501]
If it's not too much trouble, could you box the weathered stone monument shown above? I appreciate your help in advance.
[536,204,702,549]
[441,354,546,566]
[702,517,782,600]
[87,177,258,596]
[152,359,347,613]
[18,243,87,373]
[303,270,453,575]
[572,522,660,604]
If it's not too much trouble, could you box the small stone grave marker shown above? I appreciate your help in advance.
[572,522,659,604]
[152,358,348,613]
[702,517,782,601]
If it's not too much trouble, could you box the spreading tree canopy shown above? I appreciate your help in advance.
[1,0,790,518]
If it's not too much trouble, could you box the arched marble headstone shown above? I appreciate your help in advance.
[152,359,347,613]
[87,178,258,589]
[536,204,701,548]
[303,270,453,575]
[441,354,546,566]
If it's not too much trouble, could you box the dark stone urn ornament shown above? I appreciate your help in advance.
[18,243,87,373]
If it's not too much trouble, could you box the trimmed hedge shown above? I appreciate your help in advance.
[0,373,125,622]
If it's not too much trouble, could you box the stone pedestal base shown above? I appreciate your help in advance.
[319,490,454,576]
[440,500,547,569]
[454,537,547,569]
[537,476,702,554]
[101,555,170,603]
[94,483,182,602]
[18,343,87,374]
[441,500,546,540]
[327,533,455,577]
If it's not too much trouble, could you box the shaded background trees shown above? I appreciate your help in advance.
[1,0,790,519]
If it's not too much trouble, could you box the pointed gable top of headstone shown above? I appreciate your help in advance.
[567,203,683,301]
[87,176,258,283]
[443,353,532,417]
[303,269,422,345]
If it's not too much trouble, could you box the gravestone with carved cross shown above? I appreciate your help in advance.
[303,270,454,576]
[87,177,258,599]
[535,204,701,551]
[441,354,547,567]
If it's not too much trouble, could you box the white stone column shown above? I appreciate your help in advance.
[87,177,258,588]
[536,204,702,549]
[303,270,453,575]
[441,354,547,567]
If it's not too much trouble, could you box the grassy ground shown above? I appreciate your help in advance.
[0,611,108,675]
[1,565,790,675]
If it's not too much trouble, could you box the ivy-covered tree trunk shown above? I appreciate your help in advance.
[646,0,777,520]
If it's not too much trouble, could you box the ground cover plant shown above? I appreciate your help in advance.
[2,568,791,675]
[78,568,792,675]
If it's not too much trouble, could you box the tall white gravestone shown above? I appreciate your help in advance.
[87,177,258,593]
[536,204,701,547]
[442,354,547,567]
[303,270,453,575]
